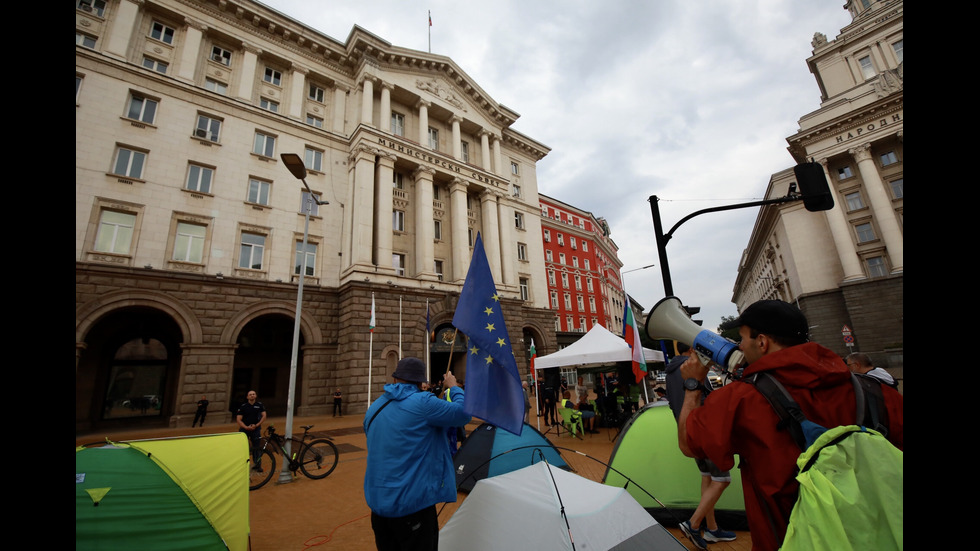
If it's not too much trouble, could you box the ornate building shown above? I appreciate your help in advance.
[75,0,557,431]
[733,0,903,386]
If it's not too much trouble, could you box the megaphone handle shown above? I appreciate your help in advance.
[694,352,711,367]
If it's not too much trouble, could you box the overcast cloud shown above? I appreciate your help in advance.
[261,0,852,330]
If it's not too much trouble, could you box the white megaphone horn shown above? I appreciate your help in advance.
[645,296,745,371]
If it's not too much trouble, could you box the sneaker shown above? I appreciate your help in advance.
[679,520,708,550]
[704,527,737,542]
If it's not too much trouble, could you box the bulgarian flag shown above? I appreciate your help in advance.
[529,338,537,377]
[623,302,647,383]
[369,293,376,333]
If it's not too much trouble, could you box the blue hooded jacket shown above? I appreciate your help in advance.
[363,383,471,517]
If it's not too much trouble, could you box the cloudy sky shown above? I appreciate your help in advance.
[261,0,852,331]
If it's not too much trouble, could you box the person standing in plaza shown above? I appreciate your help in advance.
[333,388,343,417]
[236,390,267,470]
[192,394,209,427]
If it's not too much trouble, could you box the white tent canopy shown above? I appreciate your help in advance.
[533,324,664,371]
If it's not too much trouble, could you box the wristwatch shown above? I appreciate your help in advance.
[683,378,702,392]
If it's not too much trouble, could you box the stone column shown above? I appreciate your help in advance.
[288,65,308,119]
[479,190,503,282]
[417,100,431,147]
[347,145,378,271]
[375,152,396,272]
[497,201,515,287]
[492,134,503,176]
[413,167,438,280]
[479,130,492,171]
[379,81,392,132]
[817,158,865,282]
[103,0,139,61]
[332,83,349,134]
[449,178,470,283]
[849,143,904,272]
[177,19,206,83]
[236,43,260,101]
[360,77,374,127]
[450,116,462,160]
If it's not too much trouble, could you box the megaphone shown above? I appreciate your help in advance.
[645,296,744,371]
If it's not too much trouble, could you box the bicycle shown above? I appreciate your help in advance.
[248,424,339,490]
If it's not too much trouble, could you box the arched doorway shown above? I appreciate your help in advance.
[230,314,302,417]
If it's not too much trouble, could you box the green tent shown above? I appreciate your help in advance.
[602,402,747,529]
[76,432,250,550]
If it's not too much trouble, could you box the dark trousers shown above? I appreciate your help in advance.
[192,410,206,426]
[333,399,342,416]
[371,505,439,551]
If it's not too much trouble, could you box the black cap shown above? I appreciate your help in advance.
[724,300,809,341]
[392,357,427,384]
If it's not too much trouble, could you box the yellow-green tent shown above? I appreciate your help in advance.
[76,432,250,551]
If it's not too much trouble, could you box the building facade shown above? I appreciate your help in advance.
[76,0,557,432]
[732,0,903,385]
[538,195,625,348]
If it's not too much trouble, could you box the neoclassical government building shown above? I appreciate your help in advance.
[733,0,903,387]
[75,0,560,431]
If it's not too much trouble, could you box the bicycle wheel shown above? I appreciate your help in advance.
[299,438,339,479]
[249,447,276,490]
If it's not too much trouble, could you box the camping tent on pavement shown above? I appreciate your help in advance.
[76,432,250,551]
[453,422,569,492]
[440,461,687,550]
[602,402,747,529]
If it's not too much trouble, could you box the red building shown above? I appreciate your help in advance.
[538,194,626,348]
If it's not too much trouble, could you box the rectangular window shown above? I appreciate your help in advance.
[112,146,146,179]
[880,151,898,166]
[855,222,875,243]
[461,141,469,163]
[77,0,107,17]
[845,192,864,211]
[468,228,474,247]
[434,219,443,240]
[259,97,279,113]
[513,184,522,198]
[306,114,324,128]
[511,161,519,175]
[564,293,572,310]
[253,131,275,157]
[300,191,321,216]
[205,78,227,95]
[150,21,175,45]
[557,234,564,246]
[76,32,97,49]
[589,297,596,313]
[264,67,282,86]
[247,178,271,206]
[586,278,593,292]
[867,256,887,277]
[391,113,405,137]
[173,222,206,263]
[551,291,559,308]
[195,114,221,142]
[304,147,323,172]
[520,278,529,301]
[579,317,586,332]
[572,257,578,268]
[518,243,528,261]
[210,46,232,66]
[561,273,568,287]
[239,232,265,270]
[559,253,566,265]
[858,55,875,80]
[434,260,444,281]
[185,163,214,194]
[582,242,588,252]
[574,275,581,290]
[892,39,903,63]
[295,242,317,277]
[889,178,904,199]
[584,259,590,270]
[392,253,406,276]
[570,237,577,250]
[126,94,158,124]
[95,210,135,255]
[545,250,553,262]
[432,183,441,200]
[548,270,555,286]
[577,296,584,310]
[566,316,573,331]
[142,57,168,73]
[515,212,525,229]
[544,229,551,242]
[308,84,325,103]
[428,127,439,150]
[837,166,853,180]
[555,317,561,332]
[393,210,405,232]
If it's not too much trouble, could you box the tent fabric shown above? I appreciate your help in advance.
[440,461,687,550]
[533,324,664,371]
[454,422,569,492]
[602,403,748,530]
[76,432,250,551]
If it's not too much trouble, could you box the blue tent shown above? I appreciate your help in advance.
[453,422,569,492]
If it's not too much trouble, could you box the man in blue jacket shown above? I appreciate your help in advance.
[363,357,472,550]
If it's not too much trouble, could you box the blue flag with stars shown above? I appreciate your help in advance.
[452,233,524,436]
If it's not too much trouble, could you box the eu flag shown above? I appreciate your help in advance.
[452,233,524,435]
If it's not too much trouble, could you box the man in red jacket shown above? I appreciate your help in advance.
[676,300,903,551]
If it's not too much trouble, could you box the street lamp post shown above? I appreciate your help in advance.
[278,153,327,485]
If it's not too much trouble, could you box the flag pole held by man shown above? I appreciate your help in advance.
[451,233,525,436]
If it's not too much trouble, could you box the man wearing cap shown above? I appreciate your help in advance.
[676,300,904,551]
[363,357,471,551]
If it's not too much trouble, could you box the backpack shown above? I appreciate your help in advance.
[749,372,903,551]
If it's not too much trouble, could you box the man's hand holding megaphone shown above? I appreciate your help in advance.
[678,348,711,391]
